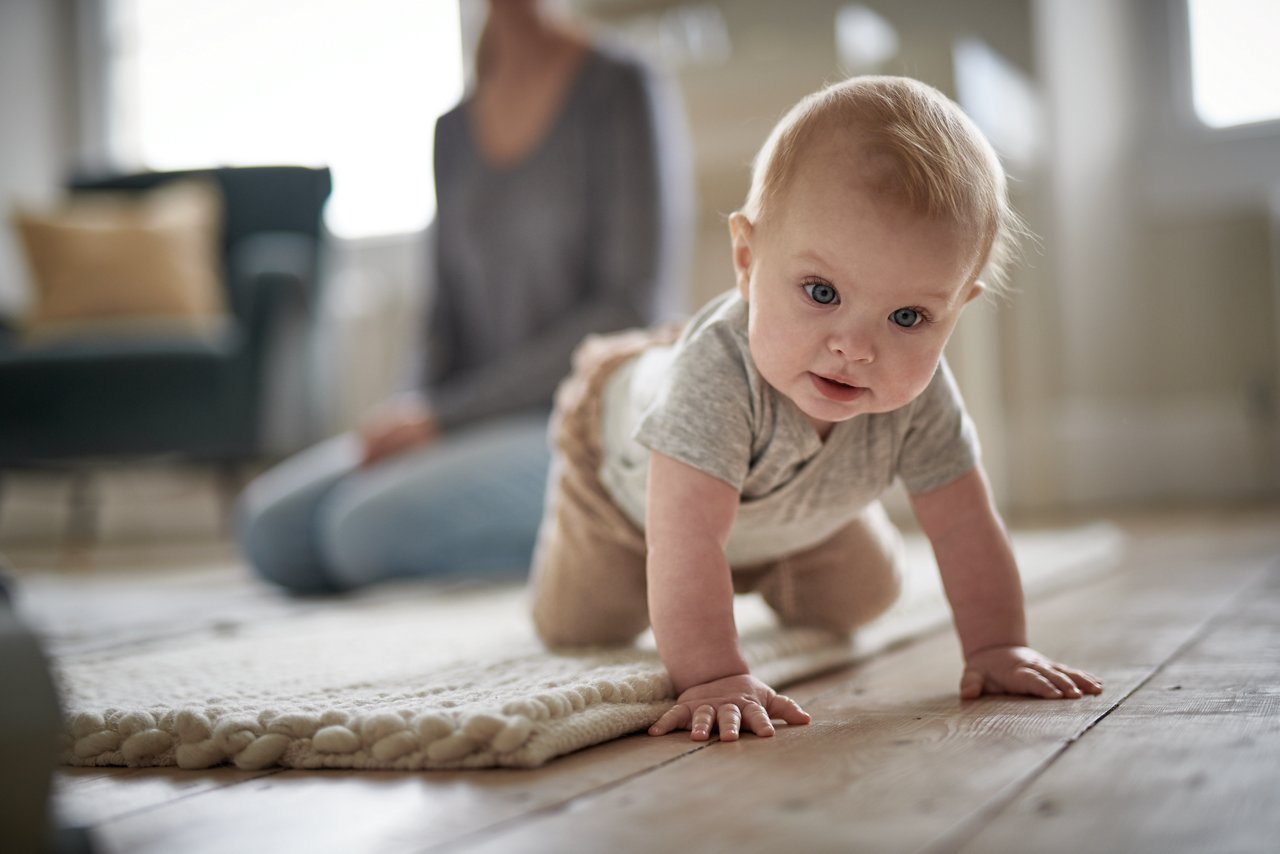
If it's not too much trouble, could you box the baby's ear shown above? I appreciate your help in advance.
[729,213,755,298]
[964,279,987,304]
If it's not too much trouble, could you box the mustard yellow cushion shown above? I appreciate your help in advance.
[11,180,226,331]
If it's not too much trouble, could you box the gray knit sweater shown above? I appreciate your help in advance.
[416,45,691,428]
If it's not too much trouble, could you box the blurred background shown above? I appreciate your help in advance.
[1,0,1277,549]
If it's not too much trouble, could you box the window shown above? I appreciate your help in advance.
[1187,0,1280,129]
[106,0,464,238]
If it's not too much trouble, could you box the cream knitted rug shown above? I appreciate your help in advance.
[47,524,1121,771]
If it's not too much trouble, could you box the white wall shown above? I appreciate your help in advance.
[0,0,430,456]
[581,0,1279,511]
[315,232,430,435]
[0,0,75,319]
[581,0,1038,507]
[1032,0,1279,507]
[4,0,1275,513]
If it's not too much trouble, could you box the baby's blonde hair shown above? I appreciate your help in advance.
[740,75,1022,291]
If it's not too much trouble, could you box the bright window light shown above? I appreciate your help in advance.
[1188,0,1280,128]
[109,0,463,238]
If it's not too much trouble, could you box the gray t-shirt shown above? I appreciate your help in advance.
[414,45,692,428]
[599,290,979,565]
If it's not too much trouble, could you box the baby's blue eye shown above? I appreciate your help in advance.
[804,282,839,305]
[891,308,922,328]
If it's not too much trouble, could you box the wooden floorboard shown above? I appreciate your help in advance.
[80,735,705,854]
[950,562,1280,854]
[437,536,1270,854]
[47,511,1280,854]
[53,766,281,829]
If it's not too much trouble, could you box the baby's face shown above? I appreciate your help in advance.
[734,155,983,436]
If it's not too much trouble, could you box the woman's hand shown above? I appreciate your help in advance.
[358,399,441,467]
[648,673,812,742]
[960,645,1103,700]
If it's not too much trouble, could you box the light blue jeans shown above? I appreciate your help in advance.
[236,410,551,594]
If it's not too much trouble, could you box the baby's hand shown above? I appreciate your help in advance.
[960,645,1103,700]
[648,673,812,742]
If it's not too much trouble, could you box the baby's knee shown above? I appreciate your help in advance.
[842,536,906,630]
[527,523,650,648]
[852,509,907,621]
[803,582,900,636]
[763,545,905,636]
[531,595,648,649]
[532,610,591,649]
[534,625,644,649]
[853,556,904,625]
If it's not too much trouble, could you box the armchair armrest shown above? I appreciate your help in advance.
[228,231,320,355]
[227,231,320,316]
[225,231,324,451]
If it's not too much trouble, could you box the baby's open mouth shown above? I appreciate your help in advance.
[810,372,866,402]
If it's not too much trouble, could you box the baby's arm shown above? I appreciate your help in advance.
[644,451,811,740]
[910,466,1103,700]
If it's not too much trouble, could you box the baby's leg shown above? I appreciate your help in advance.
[752,502,904,635]
[529,456,649,647]
[529,328,670,648]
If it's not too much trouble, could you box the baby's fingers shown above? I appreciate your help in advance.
[1034,662,1106,699]
[689,704,717,741]
[1014,666,1066,698]
[1059,665,1104,695]
[766,693,812,726]
[1037,665,1084,698]
[717,705,743,741]
[742,703,776,738]
[648,704,690,736]
[959,668,986,699]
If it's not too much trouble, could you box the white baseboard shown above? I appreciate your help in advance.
[1041,395,1279,507]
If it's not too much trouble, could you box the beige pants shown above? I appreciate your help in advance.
[529,328,904,647]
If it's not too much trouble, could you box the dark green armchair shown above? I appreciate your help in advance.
[0,165,332,467]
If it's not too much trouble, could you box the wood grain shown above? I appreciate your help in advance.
[87,734,706,854]
[54,766,279,828]
[950,565,1280,854]
[447,540,1269,853]
[47,514,1280,854]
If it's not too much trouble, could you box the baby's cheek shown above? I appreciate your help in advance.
[884,362,940,408]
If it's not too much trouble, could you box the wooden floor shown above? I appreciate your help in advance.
[25,505,1280,853]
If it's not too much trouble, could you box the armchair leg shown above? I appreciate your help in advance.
[66,468,98,551]
[215,463,247,534]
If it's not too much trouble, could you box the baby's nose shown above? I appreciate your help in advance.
[828,327,875,364]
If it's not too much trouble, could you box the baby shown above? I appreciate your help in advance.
[530,75,1101,741]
